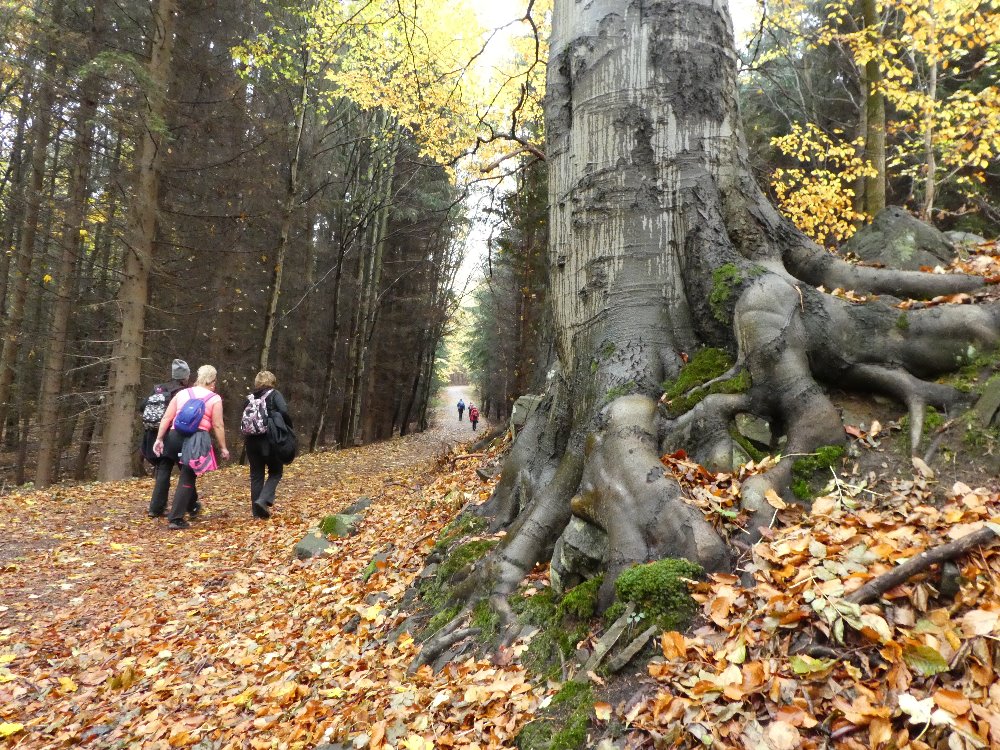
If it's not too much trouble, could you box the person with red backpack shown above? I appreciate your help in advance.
[468,403,480,431]
[240,370,292,520]
[152,365,230,530]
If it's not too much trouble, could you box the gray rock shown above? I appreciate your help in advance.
[735,413,772,447]
[343,496,373,514]
[511,395,544,428]
[944,230,987,247]
[973,378,1000,426]
[293,530,332,560]
[476,466,498,481]
[319,513,360,537]
[842,206,957,271]
[550,517,608,593]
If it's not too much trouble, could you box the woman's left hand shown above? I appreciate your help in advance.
[221,447,230,461]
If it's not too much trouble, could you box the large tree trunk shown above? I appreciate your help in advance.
[99,0,177,480]
[419,0,999,660]
[861,0,886,216]
[35,0,105,488]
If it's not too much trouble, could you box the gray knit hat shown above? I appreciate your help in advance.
[171,359,190,381]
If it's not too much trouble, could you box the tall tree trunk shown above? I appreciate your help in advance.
[99,0,177,480]
[35,0,105,487]
[346,122,398,444]
[0,0,63,435]
[921,54,938,221]
[861,0,886,216]
[309,241,348,451]
[260,57,310,370]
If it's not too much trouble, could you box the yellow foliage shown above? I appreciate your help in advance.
[760,0,1000,210]
[770,124,877,247]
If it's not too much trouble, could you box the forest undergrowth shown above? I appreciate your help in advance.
[2,357,1000,748]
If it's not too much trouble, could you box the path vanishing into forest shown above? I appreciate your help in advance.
[0,386,549,749]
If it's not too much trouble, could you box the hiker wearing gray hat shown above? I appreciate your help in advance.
[142,359,199,518]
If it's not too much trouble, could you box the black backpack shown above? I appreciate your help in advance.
[266,410,298,464]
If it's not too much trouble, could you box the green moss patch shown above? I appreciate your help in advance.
[516,680,594,750]
[438,539,498,581]
[791,445,845,500]
[605,558,703,632]
[661,348,750,417]
[434,514,487,553]
[511,583,598,681]
[558,578,601,621]
[710,263,743,322]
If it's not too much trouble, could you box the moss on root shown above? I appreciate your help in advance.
[516,680,594,750]
[709,263,743,323]
[791,445,845,500]
[604,559,703,632]
[438,539,498,581]
[434,514,487,553]
[511,581,600,681]
[661,347,750,417]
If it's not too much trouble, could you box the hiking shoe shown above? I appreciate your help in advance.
[148,511,164,518]
[168,519,190,530]
[252,501,271,519]
[188,500,202,517]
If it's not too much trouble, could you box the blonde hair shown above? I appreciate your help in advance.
[195,365,217,387]
[254,370,277,389]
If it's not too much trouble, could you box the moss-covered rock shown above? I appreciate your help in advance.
[791,445,845,500]
[319,513,360,537]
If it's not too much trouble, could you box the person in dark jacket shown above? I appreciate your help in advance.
[457,398,465,421]
[243,370,292,519]
[146,359,199,518]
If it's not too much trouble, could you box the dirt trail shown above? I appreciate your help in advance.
[0,386,541,749]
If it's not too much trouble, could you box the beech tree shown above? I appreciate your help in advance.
[421,0,1000,655]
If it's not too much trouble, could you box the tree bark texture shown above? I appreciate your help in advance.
[423,0,1000,658]
[35,0,105,487]
[99,0,177,480]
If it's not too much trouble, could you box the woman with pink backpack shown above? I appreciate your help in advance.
[468,403,480,431]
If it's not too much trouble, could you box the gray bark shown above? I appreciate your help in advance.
[418,0,1000,661]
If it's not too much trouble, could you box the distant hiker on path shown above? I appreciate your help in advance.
[240,370,293,520]
[468,403,479,431]
[145,359,197,518]
[457,399,465,421]
[153,365,230,530]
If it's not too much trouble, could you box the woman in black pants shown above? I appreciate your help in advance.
[242,370,291,519]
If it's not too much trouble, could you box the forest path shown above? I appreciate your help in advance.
[0,387,544,749]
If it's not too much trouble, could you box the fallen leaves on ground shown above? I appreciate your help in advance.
[625,456,1000,750]
[0,393,548,749]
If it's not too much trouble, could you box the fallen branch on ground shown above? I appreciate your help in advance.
[846,525,999,605]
